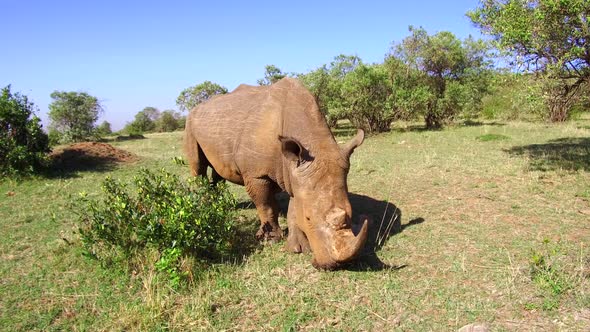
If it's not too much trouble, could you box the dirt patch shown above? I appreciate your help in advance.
[50,142,138,171]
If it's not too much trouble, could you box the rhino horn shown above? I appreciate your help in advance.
[341,129,365,159]
[325,209,369,263]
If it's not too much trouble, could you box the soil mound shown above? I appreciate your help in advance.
[50,142,138,171]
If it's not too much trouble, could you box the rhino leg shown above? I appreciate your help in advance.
[285,198,311,253]
[246,178,283,242]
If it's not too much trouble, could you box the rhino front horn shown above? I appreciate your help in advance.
[328,217,369,263]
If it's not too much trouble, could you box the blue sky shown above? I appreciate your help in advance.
[1,0,483,130]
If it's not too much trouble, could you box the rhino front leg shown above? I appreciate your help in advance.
[286,197,311,253]
[245,177,283,242]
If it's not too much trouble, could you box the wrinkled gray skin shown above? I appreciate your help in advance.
[184,78,367,270]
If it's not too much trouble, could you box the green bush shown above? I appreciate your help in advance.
[76,168,237,286]
[340,64,395,133]
[0,85,50,178]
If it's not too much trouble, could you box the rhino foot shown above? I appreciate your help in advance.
[255,222,284,243]
[286,225,311,254]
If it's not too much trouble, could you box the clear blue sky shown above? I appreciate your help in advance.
[1,0,483,131]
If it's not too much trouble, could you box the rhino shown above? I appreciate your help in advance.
[183,77,368,270]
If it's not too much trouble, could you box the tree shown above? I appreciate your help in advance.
[125,108,158,134]
[0,85,50,177]
[298,55,364,127]
[142,106,160,123]
[155,110,182,132]
[298,65,334,123]
[96,121,112,136]
[257,65,287,85]
[469,0,590,121]
[48,91,103,143]
[391,27,492,128]
[329,54,363,79]
[340,64,395,133]
[176,81,228,112]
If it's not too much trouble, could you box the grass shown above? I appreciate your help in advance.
[1,119,590,330]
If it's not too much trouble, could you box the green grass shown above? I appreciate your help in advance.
[1,119,590,331]
[476,133,510,142]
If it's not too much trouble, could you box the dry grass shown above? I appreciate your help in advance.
[1,118,589,331]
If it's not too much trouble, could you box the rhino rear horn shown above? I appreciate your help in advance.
[341,129,365,159]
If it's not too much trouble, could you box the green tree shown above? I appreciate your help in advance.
[257,65,287,85]
[392,27,492,128]
[155,110,181,132]
[469,0,590,121]
[298,65,334,123]
[340,64,395,133]
[329,54,363,79]
[125,108,158,134]
[48,91,103,143]
[176,81,228,112]
[96,121,112,136]
[298,55,363,127]
[142,106,160,122]
[0,85,49,177]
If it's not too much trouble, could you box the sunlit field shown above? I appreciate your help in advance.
[1,119,589,331]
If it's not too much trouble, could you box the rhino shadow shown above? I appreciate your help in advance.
[346,193,426,271]
[237,192,425,271]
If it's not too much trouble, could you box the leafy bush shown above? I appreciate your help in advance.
[481,74,545,121]
[0,85,50,178]
[76,168,237,286]
[340,64,395,133]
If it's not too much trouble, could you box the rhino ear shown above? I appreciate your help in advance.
[279,136,304,164]
[341,129,365,159]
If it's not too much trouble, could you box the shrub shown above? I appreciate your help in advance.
[0,85,50,178]
[76,168,237,286]
[340,64,395,133]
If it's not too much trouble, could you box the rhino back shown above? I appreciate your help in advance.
[187,78,337,186]
[188,84,283,181]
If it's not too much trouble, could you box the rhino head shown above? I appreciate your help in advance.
[279,129,368,270]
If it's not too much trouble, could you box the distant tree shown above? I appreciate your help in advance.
[142,106,160,123]
[96,121,112,136]
[0,85,50,177]
[257,65,287,85]
[155,110,181,132]
[176,115,186,129]
[340,64,395,133]
[298,55,364,127]
[48,91,103,142]
[329,55,363,79]
[125,108,158,134]
[176,81,228,112]
[392,26,492,128]
[469,0,590,121]
[298,65,334,123]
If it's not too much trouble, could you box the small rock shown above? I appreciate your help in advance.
[458,323,490,332]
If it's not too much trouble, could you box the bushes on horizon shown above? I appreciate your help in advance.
[0,85,50,178]
[76,168,237,286]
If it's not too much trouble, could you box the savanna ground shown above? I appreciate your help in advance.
[1,118,589,331]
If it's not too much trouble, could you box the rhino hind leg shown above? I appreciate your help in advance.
[185,133,225,185]
[246,177,284,242]
[286,198,311,253]
[184,131,208,177]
